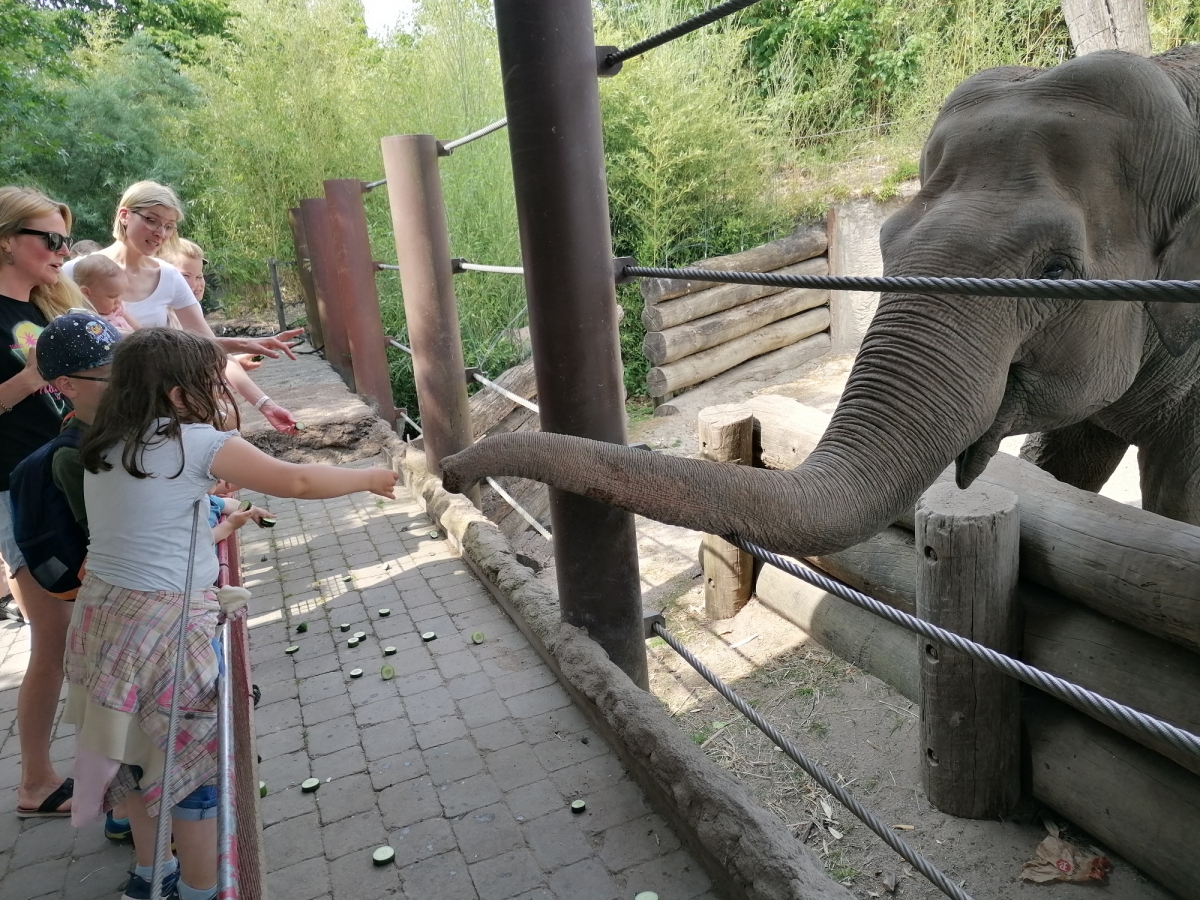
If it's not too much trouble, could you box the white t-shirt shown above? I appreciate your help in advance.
[84,421,236,593]
[64,256,199,327]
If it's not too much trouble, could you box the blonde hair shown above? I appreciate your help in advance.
[71,252,125,289]
[163,237,204,264]
[0,185,83,320]
[113,180,186,250]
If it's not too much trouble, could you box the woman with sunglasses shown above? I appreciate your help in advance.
[0,185,82,819]
[65,182,303,434]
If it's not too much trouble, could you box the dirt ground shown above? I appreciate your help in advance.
[621,352,1171,900]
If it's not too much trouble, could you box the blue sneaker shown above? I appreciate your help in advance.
[120,866,179,900]
[105,812,133,843]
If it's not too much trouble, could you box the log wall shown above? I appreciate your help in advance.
[641,225,831,413]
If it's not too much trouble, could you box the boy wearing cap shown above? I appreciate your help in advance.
[35,312,120,538]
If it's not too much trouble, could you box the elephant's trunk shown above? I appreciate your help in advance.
[441,295,1021,558]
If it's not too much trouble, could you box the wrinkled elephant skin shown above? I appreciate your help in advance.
[442,46,1200,559]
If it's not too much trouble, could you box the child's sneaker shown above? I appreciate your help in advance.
[104,812,133,843]
[120,866,179,900]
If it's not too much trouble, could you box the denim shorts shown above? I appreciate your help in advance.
[173,784,219,821]
[0,491,25,577]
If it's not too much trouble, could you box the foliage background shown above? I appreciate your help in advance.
[2,0,1198,412]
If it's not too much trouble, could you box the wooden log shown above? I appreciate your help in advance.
[698,405,754,619]
[643,257,829,332]
[469,360,537,439]
[745,395,1200,653]
[756,569,1200,900]
[1025,696,1200,900]
[644,287,829,366]
[915,483,1020,817]
[640,225,828,305]
[804,524,1200,776]
[646,307,830,397]
[652,333,830,418]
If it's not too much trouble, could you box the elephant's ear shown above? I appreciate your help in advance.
[1152,207,1200,356]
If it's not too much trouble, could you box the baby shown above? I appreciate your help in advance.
[70,253,139,334]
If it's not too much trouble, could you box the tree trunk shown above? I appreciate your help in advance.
[1061,0,1151,56]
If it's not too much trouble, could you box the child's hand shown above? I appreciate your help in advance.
[247,506,273,527]
[224,507,255,531]
[234,353,263,372]
[366,468,398,499]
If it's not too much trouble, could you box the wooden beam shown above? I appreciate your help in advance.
[698,405,754,619]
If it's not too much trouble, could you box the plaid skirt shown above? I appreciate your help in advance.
[64,573,220,818]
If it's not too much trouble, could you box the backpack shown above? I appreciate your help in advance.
[9,425,87,597]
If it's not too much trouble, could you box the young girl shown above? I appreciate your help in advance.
[69,327,397,900]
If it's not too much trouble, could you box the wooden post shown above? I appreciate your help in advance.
[287,206,325,352]
[698,404,754,619]
[915,482,1020,818]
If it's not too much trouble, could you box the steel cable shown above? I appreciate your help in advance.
[729,536,1200,761]
[624,265,1200,303]
[652,622,973,900]
[605,0,765,67]
[442,117,509,153]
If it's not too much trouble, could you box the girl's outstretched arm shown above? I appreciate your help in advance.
[211,436,397,500]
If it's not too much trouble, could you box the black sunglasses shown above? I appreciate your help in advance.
[18,229,72,253]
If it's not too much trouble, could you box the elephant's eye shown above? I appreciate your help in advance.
[1040,259,1070,280]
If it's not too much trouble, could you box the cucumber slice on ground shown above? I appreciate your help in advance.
[471,631,485,644]
[633,893,659,900]
[428,530,439,539]
[347,638,360,648]
[301,778,321,793]
[378,608,391,617]
[295,622,308,633]
[342,574,353,582]
[353,631,366,640]
[284,646,299,655]
[570,799,586,814]
[372,846,395,865]
[340,623,351,632]
[349,668,363,679]
[383,646,397,656]
[380,664,395,680]
[421,632,437,642]
[259,781,267,798]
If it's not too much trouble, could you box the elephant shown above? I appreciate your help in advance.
[440,45,1200,562]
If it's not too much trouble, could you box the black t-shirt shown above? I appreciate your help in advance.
[0,295,69,491]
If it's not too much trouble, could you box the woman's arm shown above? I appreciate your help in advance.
[0,346,46,413]
[173,304,303,359]
[211,437,397,500]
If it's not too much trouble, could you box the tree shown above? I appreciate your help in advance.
[1060,0,1152,54]
[36,0,236,61]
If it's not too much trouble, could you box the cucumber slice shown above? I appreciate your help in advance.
[349,668,363,679]
[294,421,307,431]
[421,632,437,642]
[383,646,397,656]
[570,799,586,814]
[353,631,366,640]
[428,530,439,539]
[339,623,351,632]
[284,646,299,655]
[301,778,321,793]
[471,631,485,644]
[347,637,360,648]
[633,893,659,900]
[380,664,395,680]
[295,622,308,633]
[378,608,391,617]
[259,781,268,798]
[260,516,277,528]
[342,574,353,583]
[238,500,252,512]
[372,845,395,866]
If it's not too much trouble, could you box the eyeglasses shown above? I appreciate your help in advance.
[70,375,109,383]
[130,210,178,235]
[17,229,72,253]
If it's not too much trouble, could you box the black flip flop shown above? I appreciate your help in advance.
[16,777,73,818]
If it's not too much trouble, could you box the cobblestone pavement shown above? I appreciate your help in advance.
[240,478,715,900]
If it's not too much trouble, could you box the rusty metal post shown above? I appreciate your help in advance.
[495,0,647,688]
[287,206,325,352]
[379,135,474,474]
[299,197,353,387]
[324,178,397,427]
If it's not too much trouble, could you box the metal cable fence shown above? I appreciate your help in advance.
[603,0,765,68]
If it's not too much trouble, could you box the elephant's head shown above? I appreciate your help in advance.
[441,48,1200,560]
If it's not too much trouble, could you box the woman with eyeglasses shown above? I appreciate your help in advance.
[65,181,303,434]
[0,185,82,819]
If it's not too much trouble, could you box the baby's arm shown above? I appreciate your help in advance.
[212,437,396,501]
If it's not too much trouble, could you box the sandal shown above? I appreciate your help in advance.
[16,777,73,818]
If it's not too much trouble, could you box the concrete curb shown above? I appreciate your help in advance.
[379,432,851,900]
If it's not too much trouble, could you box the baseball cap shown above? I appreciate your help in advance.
[36,311,121,381]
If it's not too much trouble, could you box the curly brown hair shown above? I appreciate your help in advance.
[80,328,239,478]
